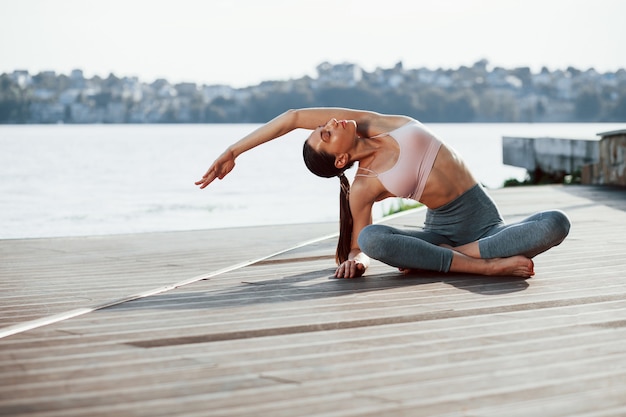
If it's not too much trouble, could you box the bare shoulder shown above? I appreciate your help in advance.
[359,114,414,137]
[350,174,388,207]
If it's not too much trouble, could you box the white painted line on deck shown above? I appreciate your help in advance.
[0,231,340,339]
[0,207,425,339]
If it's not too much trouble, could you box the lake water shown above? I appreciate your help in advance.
[1,122,622,239]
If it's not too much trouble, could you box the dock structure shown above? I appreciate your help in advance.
[583,129,626,186]
[1,185,626,416]
[502,136,598,182]
[503,129,626,186]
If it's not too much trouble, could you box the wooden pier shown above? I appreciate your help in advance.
[1,184,625,416]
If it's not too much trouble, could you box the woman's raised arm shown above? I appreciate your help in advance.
[197,108,367,189]
[194,107,402,189]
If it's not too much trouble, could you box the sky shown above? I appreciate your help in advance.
[1,0,625,88]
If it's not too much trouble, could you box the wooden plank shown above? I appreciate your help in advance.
[0,223,338,331]
[1,185,626,417]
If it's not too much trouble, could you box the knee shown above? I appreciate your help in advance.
[548,210,571,243]
[357,224,391,258]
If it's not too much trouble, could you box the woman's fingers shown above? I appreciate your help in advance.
[196,150,236,189]
[196,160,232,188]
[195,168,218,188]
[334,261,364,278]
[334,263,347,278]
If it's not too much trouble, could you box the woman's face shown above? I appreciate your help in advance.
[306,118,357,155]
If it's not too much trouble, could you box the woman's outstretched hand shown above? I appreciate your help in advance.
[195,149,236,189]
[335,259,366,279]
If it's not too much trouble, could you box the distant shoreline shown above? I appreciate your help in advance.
[3,61,625,125]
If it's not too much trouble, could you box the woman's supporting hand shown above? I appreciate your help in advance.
[335,259,366,278]
[195,148,236,189]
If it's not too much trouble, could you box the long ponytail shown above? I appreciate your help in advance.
[303,141,354,264]
[336,173,353,264]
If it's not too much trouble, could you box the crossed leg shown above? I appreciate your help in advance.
[399,248,535,278]
[358,225,535,278]
[359,210,569,279]
[450,210,571,259]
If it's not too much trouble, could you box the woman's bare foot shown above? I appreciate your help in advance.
[450,251,534,278]
[485,256,535,278]
[399,256,533,278]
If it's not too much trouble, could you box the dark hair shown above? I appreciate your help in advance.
[303,140,354,264]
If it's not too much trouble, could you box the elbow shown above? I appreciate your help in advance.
[284,108,302,126]
[276,109,299,132]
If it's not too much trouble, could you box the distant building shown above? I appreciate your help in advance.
[315,62,363,86]
[11,70,32,88]
[175,82,198,96]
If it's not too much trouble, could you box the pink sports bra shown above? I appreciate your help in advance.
[357,120,442,201]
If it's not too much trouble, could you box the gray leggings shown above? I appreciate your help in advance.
[358,184,571,272]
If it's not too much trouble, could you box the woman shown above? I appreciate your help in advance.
[196,108,570,279]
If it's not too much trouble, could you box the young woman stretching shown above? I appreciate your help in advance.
[196,108,570,279]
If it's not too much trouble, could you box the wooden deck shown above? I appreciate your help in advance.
[1,184,625,417]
